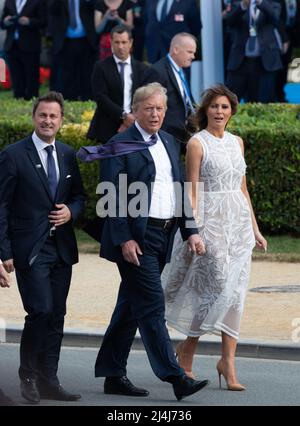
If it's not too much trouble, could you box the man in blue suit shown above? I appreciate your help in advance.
[145,0,202,63]
[94,83,209,401]
[0,92,86,404]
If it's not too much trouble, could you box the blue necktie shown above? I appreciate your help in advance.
[178,68,194,115]
[69,0,77,29]
[150,134,158,144]
[45,145,58,200]
[160,0,169,22]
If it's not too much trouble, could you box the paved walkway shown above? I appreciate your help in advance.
[1,254,300,344]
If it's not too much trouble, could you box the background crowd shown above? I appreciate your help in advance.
[0,0,299,104]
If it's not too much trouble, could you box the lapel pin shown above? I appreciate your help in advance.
[36,164,42,168]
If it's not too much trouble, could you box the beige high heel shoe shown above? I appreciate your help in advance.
[216,360,246,391]
[175,342,196,379]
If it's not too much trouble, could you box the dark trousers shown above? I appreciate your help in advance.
[16,238,72,385]
[95,225,184,382]
[226,57,278,103]
[58,37,96,101]
[6,42,40,100]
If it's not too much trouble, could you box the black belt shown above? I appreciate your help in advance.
[147,217,176,231]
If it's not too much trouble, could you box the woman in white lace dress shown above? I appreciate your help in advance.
[162,85,267,390]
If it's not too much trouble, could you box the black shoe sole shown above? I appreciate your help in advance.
[175,380,210,401]
[104,388,149,397]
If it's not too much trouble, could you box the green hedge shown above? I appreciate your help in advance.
[0,99,299,234]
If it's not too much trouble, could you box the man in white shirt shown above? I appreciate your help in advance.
[0,91,85,404]
[143,32,197,146]
[94,82,209,401]
[87,24,148,143]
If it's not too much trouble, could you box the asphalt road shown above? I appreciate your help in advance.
[1,343,299,407]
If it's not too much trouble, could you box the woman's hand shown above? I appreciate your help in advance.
[255,231,268,252]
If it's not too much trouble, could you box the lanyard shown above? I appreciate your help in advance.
[167,54,195,115]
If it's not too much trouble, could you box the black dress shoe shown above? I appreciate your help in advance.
[39,384,81,401]
[0,388,18,406]
[173,375,210,401]
[20,379,40,404]
[104,376,149,397]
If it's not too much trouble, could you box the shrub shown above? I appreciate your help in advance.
[0,100,299,234]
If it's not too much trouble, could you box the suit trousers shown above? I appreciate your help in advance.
[58,37,96,101]
[95,225,184,382]
[16,237,72,385]
[226,57,278,103]
[6,41,40,100]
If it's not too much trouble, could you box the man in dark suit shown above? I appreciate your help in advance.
[145,0,201,63]
[225,0,283,102]
[0,0,47,99]
[143,32,197,145]
[0,92,86,404]
[87,24,149,143]
[48,0,97,100]
[94,82,209,401]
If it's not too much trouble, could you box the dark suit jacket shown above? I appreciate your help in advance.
[99,124,198,264]
[48,0,97,55]
[226,0,282,72]
[145,0,202,63]
[0,0,47,53]
[143,56,193,143]
[87,55,149,142]
[0,136,86,269]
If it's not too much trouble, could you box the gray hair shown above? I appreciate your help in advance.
[132,83,168,112]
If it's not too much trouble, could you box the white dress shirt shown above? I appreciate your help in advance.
[156,0,174,21]
[135,122,176,219]
[168,55,186,99]
[32,131,60,181]
[113,54,133,114]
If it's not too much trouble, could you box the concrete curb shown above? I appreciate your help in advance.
[4,326,300,362]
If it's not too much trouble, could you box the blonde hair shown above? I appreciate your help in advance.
[132,83,168,112]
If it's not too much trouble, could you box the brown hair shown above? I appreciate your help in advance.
[190,84,238,131]
[32,92,64,116]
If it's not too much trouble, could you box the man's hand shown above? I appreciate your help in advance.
[48,204,72,227]
[2,259,14,274]
[121,240,143,266]
[123,113,135,128]
[3,16,15,26]
[187,234,206,255]
[0,264,11,288]
[18,16,30,25]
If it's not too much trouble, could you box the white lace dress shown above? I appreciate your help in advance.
[162,129,255,339]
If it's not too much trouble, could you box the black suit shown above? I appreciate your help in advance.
[48,0,98,100]
[0,136,85,385]
[95,124,197,381]
[225,0,282,102]
[145,0,201,63]
[143,57,193,144]
[87,55,148,143]
[0,0,47,99]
